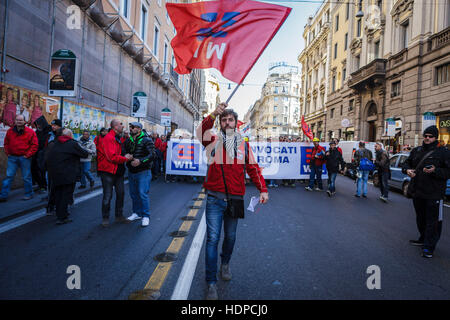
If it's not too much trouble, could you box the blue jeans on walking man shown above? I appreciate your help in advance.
[0,155,33,199]
[308,165,323,190]
[328,173,338,193]
[356,170,370,197]
[80,161,94,187]
[205,195,239,284]
[128,170,151,218]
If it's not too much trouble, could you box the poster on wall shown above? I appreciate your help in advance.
[48,49,77,97]
[0,83,60,147]
[62,100,105,140]
[131,92,148,118]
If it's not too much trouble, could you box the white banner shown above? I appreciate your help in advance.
[165,140,329,179]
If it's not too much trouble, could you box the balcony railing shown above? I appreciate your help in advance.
[348,58,387,89]
[429,26,450,51]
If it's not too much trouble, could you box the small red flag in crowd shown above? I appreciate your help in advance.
[301,115,314,140]
[166,0,291,84]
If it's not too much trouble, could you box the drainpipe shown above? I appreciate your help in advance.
[1,0,9,82]
[78,13,86,103]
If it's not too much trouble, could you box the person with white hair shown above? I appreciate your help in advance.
[46,128,89,225]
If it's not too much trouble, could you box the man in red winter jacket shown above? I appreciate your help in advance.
[198,102,268,300]
[0,114,38,201]
[305,137,326,191]
[96,119,133,227]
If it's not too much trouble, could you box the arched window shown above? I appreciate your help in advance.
[367,103,377,117]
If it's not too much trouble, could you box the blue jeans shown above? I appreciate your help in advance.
[205,195,239,284]
[0,155,33,198]
[128,170,151,218]
[328,173,337,193]
[308,165,323,189]
[80,161,94,186]
[356,170,370,196]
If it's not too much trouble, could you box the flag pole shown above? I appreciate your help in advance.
[226,83,241,104]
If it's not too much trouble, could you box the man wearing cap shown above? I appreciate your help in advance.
[325,140,346,197]
[305,138,326,192]
[402,125,450,258]
[123,122,156,227]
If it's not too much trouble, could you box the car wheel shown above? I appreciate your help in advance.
[402,181,409,197]
[373,173,379,187]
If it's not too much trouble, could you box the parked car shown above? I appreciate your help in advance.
[373,152,450,199]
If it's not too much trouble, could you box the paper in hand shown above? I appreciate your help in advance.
[247,196,260,213]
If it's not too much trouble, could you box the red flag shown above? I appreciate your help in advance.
[237,120,245,129]
[166,0,291,84]
[301,115,314,140]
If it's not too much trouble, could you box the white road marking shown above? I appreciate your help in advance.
[0,187,106,235]
[171,210,206,300]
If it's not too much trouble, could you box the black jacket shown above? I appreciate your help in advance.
[375,149,390,172]
[123,132,156,173]
[402,141,450,200]
[325,148,345,173]
[46,136,89,186]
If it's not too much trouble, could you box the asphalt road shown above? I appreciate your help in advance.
[1,175,450,300]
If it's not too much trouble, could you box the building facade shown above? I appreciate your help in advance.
[298,1,331,141]
[306,0,450,151]
[247,62,301,139]
[0,0,203,184]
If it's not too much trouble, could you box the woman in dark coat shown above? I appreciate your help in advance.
[46,128,89,225]
[32,116,52,192]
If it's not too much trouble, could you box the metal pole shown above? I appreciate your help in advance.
[1,0,9,82]
[60,96,64,122]
[225,83,241,104]
[78,13,86,103]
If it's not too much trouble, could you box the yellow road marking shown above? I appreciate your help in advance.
[136,191,205,298]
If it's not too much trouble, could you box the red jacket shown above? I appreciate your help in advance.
[199,115,267,196]
[4,126,38,158]
[154,137,163,151]
[311,144,326,167]
[161,141,168,160]
[96,130,128,174]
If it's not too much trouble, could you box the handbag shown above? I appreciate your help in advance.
[220,164,245,219]
[406,149,435,198]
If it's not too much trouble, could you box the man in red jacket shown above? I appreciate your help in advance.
[0,114,38,201]
[198,102,268,300]
[305,137,326,191]
[96,119,133,227]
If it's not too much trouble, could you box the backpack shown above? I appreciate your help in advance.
[358,149,375,171]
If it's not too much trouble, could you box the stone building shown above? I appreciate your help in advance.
[298,1,331,141]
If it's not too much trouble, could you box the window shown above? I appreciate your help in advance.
[153,23,160,58]
[349,99,354,111]
[346,2,350,20]
[274,97,279,102]
[273,116,277,123]
[435,63,450,85]
[284,117,288,124]
[272,127,277,132]
[332,75,336,92]
[401,20,409,50]
[391,81,401,97]
[377,0,383,11]
[284,106,288,114]
[343,68,346,81]
[164,41,169,69]
[140,4,148,41]
[120,0,130,19]
[398,155,408,168]
[334,43,338,59]
[330,108,334,118]
[357,19,362,37]
[390,156,399,168]
[344,33,348,50]
[340,105,343,116]
[274,105,278,111]
[335,14,339,32]
[355,55,360,70]
[374,40,380,59]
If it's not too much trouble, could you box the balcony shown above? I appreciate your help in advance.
[429,26,450,51]
[348,59,387,90]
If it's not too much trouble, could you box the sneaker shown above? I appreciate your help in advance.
[102,218,109,227]
[409,239,424,247]
[273,184,279,188]
[326,190,332,197]
[127,213,142,221]
[205,283,218,300]
[56,217,73,225]
[305,186,313,192]
[314,187,322,191]
[220,264,232,281]
[362,195,367,198]
[141,217,150,227]
[78,185,86,189]
[379,196,388,203]
[38,188,47,194]
[422,249,433,258]
[354,194,361,198]
[22,195,33,201]
[46,206,56,216]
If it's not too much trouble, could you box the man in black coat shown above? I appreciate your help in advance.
[325,141,346,197]
[375,142,390,203]
[46,128,89,225]
[123,122,156,227]
[32,116,52,193]
[402,125,450,258]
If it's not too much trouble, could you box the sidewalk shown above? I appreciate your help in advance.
[0,175,104,223]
